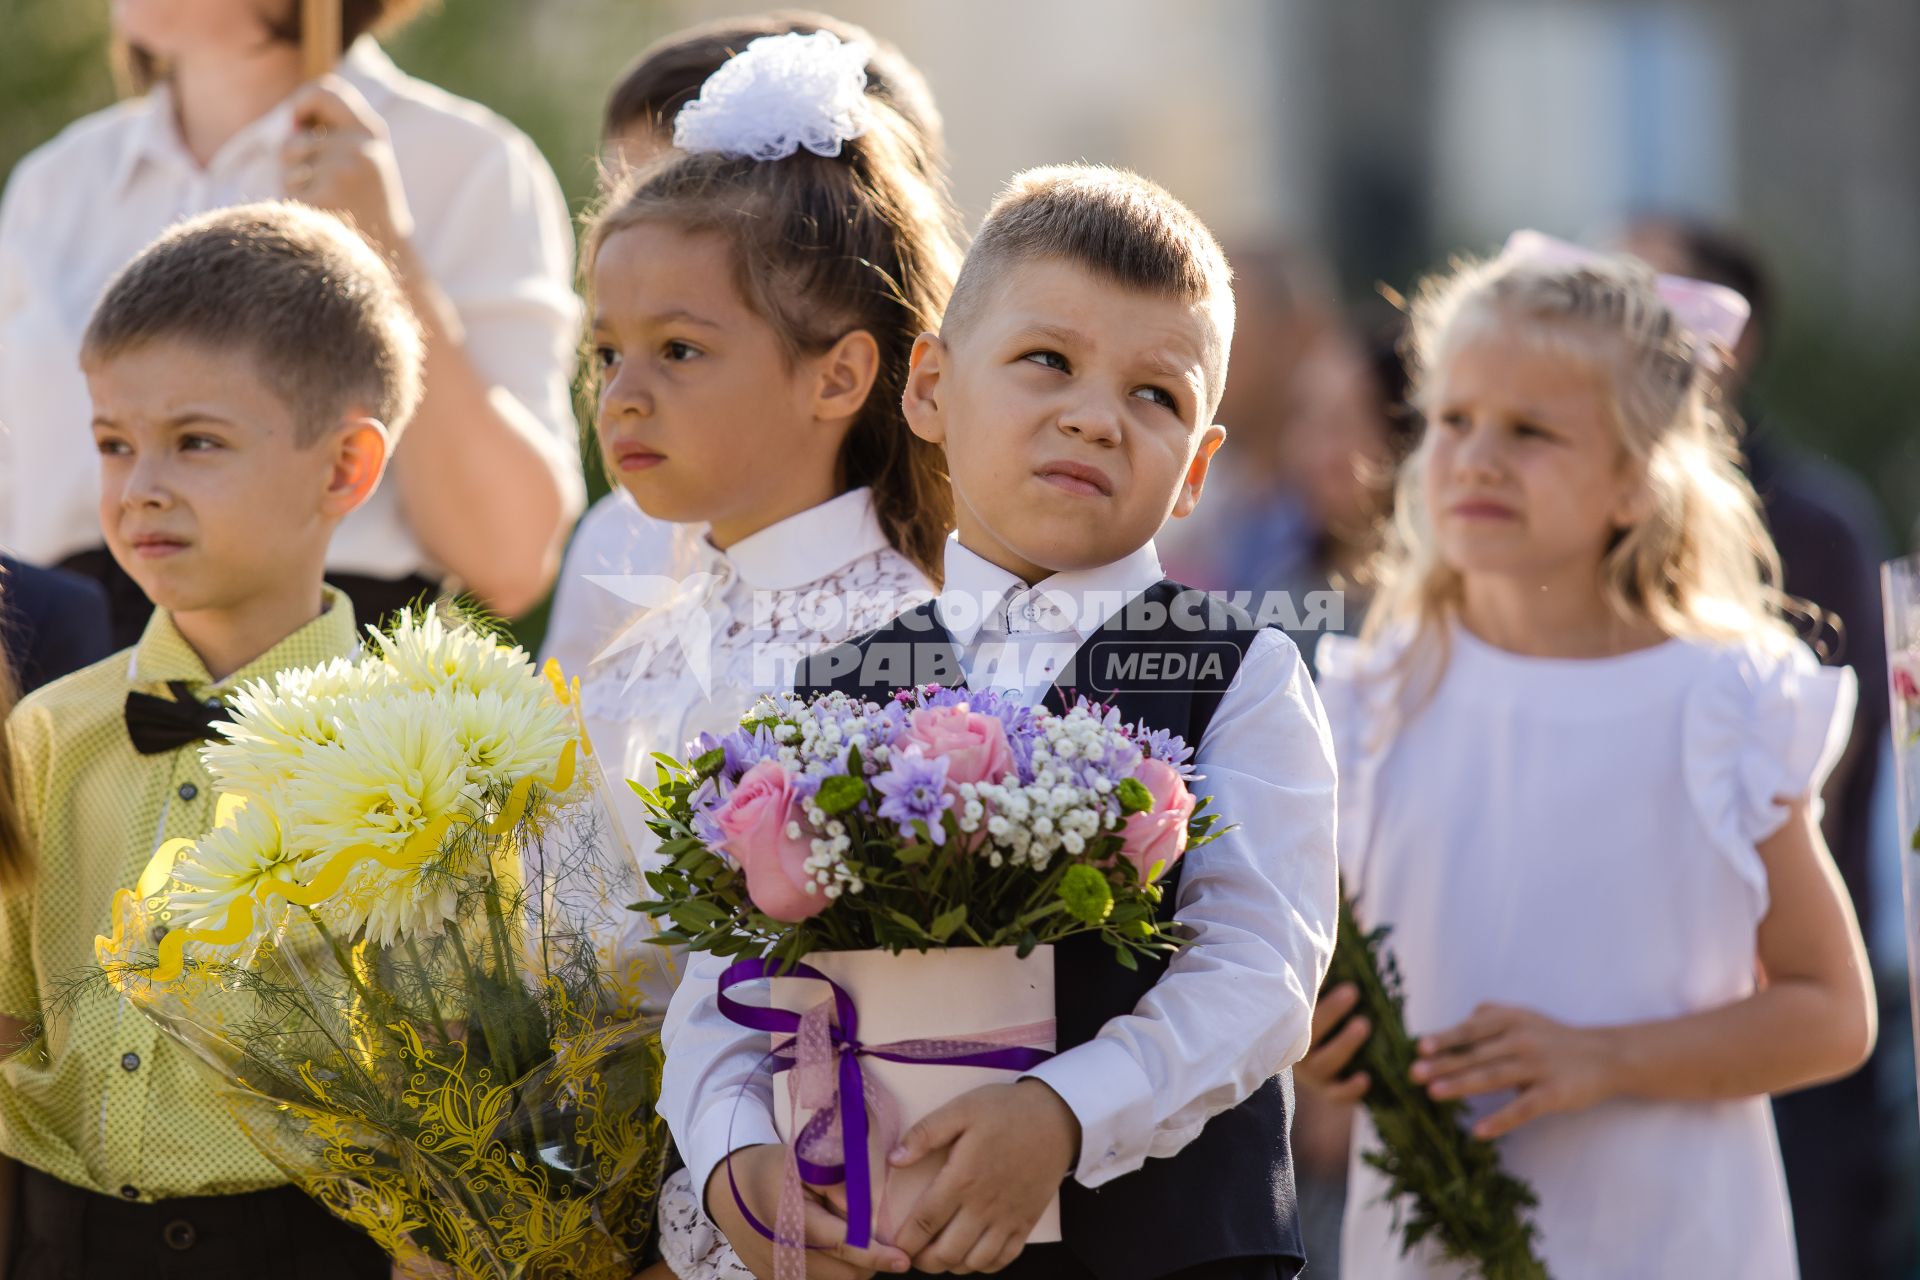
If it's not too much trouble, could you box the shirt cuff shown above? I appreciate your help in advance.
[686,1103,783,1221]
[1023,1036,1156,1188]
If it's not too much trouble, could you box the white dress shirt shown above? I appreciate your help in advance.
[0,37,582,577]
[660,533,1339,1205]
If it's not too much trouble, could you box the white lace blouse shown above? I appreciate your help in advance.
[580,487,932,866]
[575,488,928,1280]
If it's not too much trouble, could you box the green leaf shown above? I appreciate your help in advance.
[929,905,967,943]
[892,843,932,865]
[816,774,869,815]
[1116,777,1153,814]
[885,909,931,939]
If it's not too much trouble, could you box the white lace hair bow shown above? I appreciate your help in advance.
[1499,229,1752,370]
[673,30,872,162]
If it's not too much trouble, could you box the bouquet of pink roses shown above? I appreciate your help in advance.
[635,684,1221,1256]
[638,684,1216,964]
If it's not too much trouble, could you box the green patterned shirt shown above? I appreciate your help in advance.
[0,592,357,1201]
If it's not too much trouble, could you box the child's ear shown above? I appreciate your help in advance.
[814,329,881,423]
[903,332,947,446]
[1171,423,1228,520]
[1609,460,1656,530]
[320,417,391,519]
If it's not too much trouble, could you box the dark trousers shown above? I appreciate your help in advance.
[58,547,440,651]
[907,1244,1296,1279]
[10,1167,389,1279]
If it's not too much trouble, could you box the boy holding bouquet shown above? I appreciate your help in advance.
[661,165,1338,1280]
[0,203,419,1276]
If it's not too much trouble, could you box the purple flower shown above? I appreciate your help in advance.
[872,752,952,837]
[690,774,733,845]
[1132,724,1197,774]
[721,724,781,777]
[912,685,974,710]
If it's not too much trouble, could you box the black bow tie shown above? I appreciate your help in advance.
[125,681,229,756]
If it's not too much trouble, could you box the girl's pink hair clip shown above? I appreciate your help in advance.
[1500,229,1753,371]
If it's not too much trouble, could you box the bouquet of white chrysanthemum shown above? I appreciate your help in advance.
[87,609,672,1279]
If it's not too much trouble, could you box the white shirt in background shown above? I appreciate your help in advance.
[0,37,582,578]
[539,488,681,683]
[660,532,1339,1215]
[1317,625,1854,1280]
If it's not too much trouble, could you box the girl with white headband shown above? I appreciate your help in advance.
[1300,234,1875,1278]
[574,31,963,1280]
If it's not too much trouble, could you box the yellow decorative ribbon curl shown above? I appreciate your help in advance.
[100,658,592,985]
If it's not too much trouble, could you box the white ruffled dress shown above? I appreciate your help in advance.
[1317,625,1855,1280]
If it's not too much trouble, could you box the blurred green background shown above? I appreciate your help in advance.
[9,0,1915,612]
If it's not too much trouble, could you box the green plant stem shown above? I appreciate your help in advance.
[404,939,452,1046]
[446,926,507,1077]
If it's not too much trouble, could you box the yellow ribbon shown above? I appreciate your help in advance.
[103,660,594,984]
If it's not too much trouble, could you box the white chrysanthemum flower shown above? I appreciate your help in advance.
[370,608,536,700]
[273,654,394,702]
[204,660,395,800]
[286,690,478,946]
[446,685,575,794]
[167,798,296,933]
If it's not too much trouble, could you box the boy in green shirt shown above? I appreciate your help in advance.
[0,202,422,1277]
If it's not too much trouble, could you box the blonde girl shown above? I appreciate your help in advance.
[1302,235,1875,1279]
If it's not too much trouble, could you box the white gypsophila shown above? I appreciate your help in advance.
[673,30,870,162]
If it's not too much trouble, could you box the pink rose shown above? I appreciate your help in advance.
[1116,758,1196,885]
[714,760,825,922]
[1894,654,1920,704]
[902,704,1016,789]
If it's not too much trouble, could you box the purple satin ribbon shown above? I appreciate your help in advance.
[717,956,1057,1255]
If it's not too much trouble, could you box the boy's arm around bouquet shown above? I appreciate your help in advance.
[648,620,1340,1279]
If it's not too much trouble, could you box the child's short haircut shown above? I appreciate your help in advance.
[942,165,1237,411]
[81,202,424,446]
[603,10,944,162]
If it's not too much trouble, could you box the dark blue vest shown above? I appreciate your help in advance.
[795,580,1304,1280]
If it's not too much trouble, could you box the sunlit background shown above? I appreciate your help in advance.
[5,1,1919,1275]
[10,1,1916,535]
